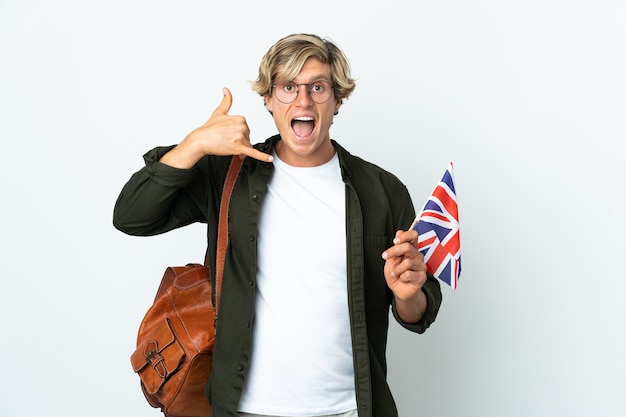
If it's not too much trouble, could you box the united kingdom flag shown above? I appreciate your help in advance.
[412,163,461,289]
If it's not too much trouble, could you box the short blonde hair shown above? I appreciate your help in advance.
[252,34,356,102]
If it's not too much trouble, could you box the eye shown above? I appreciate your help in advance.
[310,82,325,93]
[283,83,296,93]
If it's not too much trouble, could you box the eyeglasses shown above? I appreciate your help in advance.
[271,80,334,104]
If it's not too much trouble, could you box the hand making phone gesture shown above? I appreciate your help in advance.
[160,87,273,168]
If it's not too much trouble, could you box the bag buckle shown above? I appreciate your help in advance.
[144,341,168,379]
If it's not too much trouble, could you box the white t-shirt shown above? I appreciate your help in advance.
[237,152,357,416]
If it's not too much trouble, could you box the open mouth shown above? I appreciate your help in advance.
[291,116,316,138]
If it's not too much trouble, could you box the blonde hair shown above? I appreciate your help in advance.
[252,34,356,102]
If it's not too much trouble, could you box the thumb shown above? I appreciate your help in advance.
[211,87,233,116]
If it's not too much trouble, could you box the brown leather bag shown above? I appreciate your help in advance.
[130,156,243,417]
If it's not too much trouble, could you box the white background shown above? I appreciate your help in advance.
[1,1,625,416]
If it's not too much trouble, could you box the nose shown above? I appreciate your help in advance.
[294,85,313,106]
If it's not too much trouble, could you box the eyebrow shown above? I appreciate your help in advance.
[275,68,331,82]
[284,76,331,84]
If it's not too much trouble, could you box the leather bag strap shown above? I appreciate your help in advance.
[214,156,244,319]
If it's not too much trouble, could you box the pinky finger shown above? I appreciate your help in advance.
[242,147,274,163]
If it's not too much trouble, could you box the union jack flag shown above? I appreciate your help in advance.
[411,163,461,289]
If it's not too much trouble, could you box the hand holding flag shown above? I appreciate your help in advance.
[410,162,462,289]
[381,228,429,323]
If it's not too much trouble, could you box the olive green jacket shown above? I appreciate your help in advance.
[113,135,442,417]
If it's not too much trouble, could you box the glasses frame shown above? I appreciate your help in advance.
[271,80,335,104]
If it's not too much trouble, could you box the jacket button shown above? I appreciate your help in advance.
[252,194,259,201]
[238,365,244,372]
[249,236,255,243]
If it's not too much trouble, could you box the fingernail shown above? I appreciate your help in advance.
[381,251,388,260]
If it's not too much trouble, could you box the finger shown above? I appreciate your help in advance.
[239,146,274,163]
[402,255,427,274]
[382,238,420,260]
[392,258,427,281]
[393,229,418,246]
[211,87,233,117]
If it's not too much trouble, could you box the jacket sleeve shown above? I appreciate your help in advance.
[112,146,211,236]
[384,169,443,334]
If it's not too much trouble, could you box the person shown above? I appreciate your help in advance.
[113,33,442,417]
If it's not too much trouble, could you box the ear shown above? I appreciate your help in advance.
[264,95,274,114]
[334,99,342,116]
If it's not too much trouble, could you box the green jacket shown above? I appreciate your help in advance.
[113,135,442,417]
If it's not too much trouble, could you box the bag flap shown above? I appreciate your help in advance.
[173,264,210,290]
[130,318,186,394]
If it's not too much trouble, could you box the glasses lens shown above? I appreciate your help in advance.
[274,81,333,104]
[275,83,297,103]
[309,81,332,103]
